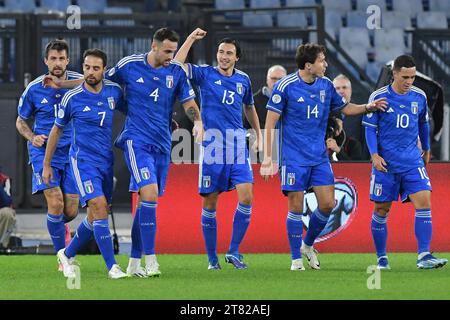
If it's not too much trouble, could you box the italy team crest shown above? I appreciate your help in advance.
[287,173,295,186]
[166,75,174,88]
[141,167,150,180]
[203,176,211,188]
[84,180,94,194]
[236,82,243,94]
[411,102,418,114]
[107,97,115,110]
[374,183,382,196]
[320,90,325,103]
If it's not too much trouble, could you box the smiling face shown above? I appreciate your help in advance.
[392,66,416,94]
[45,49,69,78]
[216,42,239,73]
[83,55,105,87]
[152,39,178,67]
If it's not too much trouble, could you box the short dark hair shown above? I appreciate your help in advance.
[83,49,107,67]
[45,39,69,59]
[393,55,416,71]
[218,38,241,58]
[153,27,180,43]
[295,43,326,70]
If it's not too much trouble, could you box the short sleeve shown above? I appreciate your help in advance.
[243,77,254,106]
[55,94,72,128]
[177,70,196,103]
[17,88,35,120]
[330,83,348,112]
[115,88,127,115]
[187,63,207,86]
[266,80,287,115]
[105,58,128,85]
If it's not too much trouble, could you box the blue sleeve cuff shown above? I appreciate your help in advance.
[419,121,430,151]
[365,126,378,156]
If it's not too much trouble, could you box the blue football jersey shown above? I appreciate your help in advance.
[187,64,254,151]
[17,71,84,168]
[266,72,348,166]
[106,53,195,153]
[362,85,429,173]
[56,80,126,168]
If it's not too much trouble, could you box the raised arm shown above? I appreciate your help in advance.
[174,28,207,69]
[43,76,83,90]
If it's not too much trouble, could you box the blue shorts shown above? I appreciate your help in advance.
[280,161,335,195]
[199,147,253,195]
[69,157,113,207]
[31,161,77,195]
[123,140,170,197]
[370,166,432,203]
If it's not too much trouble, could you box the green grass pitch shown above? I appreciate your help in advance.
[0,253,449,300]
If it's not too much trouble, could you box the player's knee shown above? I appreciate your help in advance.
[319,201,335,214]
[47,197,64,214]
[202,194,218,211]
[375,207,389,217]
[239,193,253,206]
[88,197,108,219]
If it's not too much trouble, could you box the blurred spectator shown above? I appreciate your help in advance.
[326,116,363,161]
[245,65,287,130]
[0,169,16,248]
[333,74,369,159]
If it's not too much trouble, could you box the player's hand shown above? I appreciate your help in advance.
[192,120,204,144]
[42,165,54,187]
[31,134,48,147]
[189,28,207,41]
[260,157,278,181]
[326,138,341,153]
[422,150,431,166]
[372,153,388,172]
[43,75,62,89]
[366,98,388,113]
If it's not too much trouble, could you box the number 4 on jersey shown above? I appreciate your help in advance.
[150,88,159,102]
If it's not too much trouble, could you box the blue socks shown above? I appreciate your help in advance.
[65,217,93,258]
[286,211,303,260]
[415,208,432,254]
[304,208,329,246]
[47,213,66,252]
[130,207,142,259]
[228,203,252,255]
[140,201,157,255]
[371,211,388,258]
[201,208,217,264]
[93,219,116,271]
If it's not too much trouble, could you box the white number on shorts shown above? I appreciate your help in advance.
[98,111,106,126]
[418,167,429,180]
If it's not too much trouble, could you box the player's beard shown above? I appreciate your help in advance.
[50,67,66,78]
[85,76,102,88]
